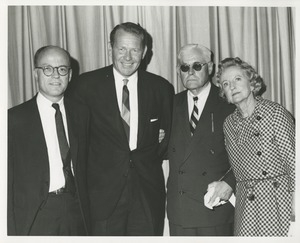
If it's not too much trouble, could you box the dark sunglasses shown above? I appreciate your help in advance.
[180,62,207,72]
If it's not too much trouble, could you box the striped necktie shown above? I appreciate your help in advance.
[121,79,130,142]
[190,96,199,136]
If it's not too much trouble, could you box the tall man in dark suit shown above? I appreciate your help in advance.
[167,44,235,236]
[8,45,90,235]
[69,22,174,236]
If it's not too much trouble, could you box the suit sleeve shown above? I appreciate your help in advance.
[7,110,17,235]
[157,82,175,160]
[223,169,236,192]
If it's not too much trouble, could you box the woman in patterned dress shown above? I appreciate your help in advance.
[216,57,295,236]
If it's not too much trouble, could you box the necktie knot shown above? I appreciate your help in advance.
[123,78,129,86]
[193,96,198,103]
[52,103,60,111]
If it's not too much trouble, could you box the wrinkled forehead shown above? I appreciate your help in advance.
[179,48,210,64]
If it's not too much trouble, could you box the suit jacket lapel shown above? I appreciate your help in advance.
[182,84,217,163]
[64,98,79,172]
[30,96,50,181]
[106,66,130,148]
[136,71,148,147]
[176,91,192,144]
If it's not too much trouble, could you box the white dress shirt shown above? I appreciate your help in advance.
[113,68,138,151]
[37,92,70,192]
[187,81,211,120]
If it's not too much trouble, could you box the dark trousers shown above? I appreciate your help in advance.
[92,168,154,236]
[29,192,86,236]
[169,222,234,236]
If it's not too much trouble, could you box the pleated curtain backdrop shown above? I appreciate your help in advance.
[7,5,295,115]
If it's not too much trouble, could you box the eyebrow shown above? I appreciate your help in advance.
[234,75,242,78]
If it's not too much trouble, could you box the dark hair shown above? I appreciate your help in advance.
[34,45,71,67]
[109,22,147,50]
[216,57,266,99]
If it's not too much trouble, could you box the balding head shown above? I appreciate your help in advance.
[34,45,71,68]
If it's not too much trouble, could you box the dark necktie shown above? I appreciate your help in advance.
[52,103,75,193]
[121,79,130,142]
[190,96,199,136]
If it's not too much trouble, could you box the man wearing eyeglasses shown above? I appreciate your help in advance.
[166,44,235,236]
[8,45,90,235]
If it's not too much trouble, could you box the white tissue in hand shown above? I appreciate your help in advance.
[204,186,225,209]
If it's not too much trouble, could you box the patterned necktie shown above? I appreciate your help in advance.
[52,103,75,193]
[121,79,130,142]
[190,96,199,136]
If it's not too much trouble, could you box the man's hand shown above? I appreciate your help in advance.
[158,129,165,143]
[207,181,233,205]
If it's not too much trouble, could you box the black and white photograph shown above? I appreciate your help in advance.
[1,0,299,242]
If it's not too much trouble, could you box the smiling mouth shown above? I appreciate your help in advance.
[122,63,133,67]
[49,82,61,86]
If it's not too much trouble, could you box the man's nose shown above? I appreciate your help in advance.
[51,67,60,78]
[124,50,132,60]
[188,65,195,74]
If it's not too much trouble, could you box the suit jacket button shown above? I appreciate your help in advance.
[262,171,268,176]
[179,190,185,195]
[254,131,260,137]
[248,194,255,201]
[210,149,215,155]
[202,171,207,176]
[130,160,134,168]
[256,115,262,121]
[273,181,280,188]
[256,151,262,156]
[172,148,176,152]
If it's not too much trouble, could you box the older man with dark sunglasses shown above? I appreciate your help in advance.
[166,44,236,236]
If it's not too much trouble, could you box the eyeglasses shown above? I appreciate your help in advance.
[180,62,207,72]
[35,65,71,76]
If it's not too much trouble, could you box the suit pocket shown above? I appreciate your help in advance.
[150,118,158,123]
[148,118,160,144]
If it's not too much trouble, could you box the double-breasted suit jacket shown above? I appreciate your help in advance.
[69,65,174,235]
[8,95,90,235]
[167,84,235,228]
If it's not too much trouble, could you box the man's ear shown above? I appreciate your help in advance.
[208,62,214,76]
[68,69,73,82]
[176,65,181,76]
[142,46,148,59]
[108,42,112,57]
[34,68,38,81]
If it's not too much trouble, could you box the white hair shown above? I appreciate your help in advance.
[177,44,213,64]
